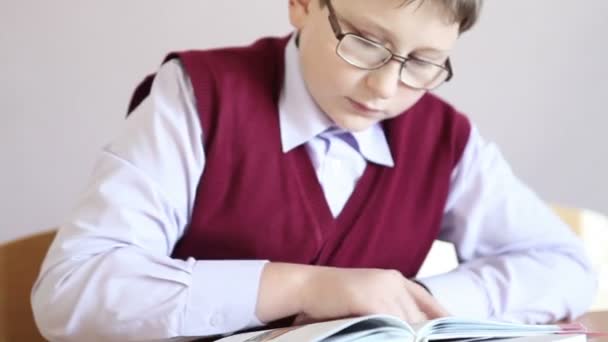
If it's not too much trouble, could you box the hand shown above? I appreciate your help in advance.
[296,267,449,324]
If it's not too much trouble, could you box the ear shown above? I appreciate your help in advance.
[289,0,315,30]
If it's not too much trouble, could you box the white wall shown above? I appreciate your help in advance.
[1,0,606,242]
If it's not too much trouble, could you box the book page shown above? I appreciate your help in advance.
[215,315,412,342]
[413,317,588,341]
[214,315,590,342]
[493,334,586,342]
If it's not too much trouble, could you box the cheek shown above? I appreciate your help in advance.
[327,65,364,95]
[298,26,369,99]
[303,47,360,97]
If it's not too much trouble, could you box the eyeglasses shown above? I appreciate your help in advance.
[326,0,453,90]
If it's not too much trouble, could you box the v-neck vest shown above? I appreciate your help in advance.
[129,36,471,277]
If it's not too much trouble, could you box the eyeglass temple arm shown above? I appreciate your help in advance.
[327,1,343,38]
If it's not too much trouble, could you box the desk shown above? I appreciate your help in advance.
[576,311,608,341]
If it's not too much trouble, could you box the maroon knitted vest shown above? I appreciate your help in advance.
[129,36,470,278]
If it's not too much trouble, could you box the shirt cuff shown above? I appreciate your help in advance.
[418,269,492,319]
[182,259,268,336]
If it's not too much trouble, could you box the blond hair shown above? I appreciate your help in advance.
[318,0,483,34]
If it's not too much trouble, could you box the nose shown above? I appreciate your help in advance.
[365,61,401,99]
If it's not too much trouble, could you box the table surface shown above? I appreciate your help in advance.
[576,311,608,341]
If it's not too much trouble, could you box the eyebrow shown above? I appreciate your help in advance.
[342,15,397,44]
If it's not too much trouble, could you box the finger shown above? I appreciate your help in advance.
[385,301,415,323]
[408,308,428,323]
[411,287,450,318]
[293,313,313,326]
[395,291,427,323]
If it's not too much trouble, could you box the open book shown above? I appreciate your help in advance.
[216,315,590,342]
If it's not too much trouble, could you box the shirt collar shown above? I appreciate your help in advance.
[278,34,394,168]
[352,125,394,167]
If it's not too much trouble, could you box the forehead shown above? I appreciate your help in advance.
[331,0,460,52]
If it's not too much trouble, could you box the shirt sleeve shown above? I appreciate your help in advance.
[31,60,267,341]
[418,125,597,324]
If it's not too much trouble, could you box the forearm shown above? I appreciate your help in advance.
[437,125,597,322]
[32,242,267,341]
[419,247,596,323]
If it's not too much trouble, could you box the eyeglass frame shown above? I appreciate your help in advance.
[325,0,454,90]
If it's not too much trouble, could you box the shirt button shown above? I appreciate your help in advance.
[210,313,224,327]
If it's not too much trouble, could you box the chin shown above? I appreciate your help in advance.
[334,116,377,132]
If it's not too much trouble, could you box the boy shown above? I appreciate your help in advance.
[31,0,596,341]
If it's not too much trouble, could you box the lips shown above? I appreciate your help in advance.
[347,98,385,118]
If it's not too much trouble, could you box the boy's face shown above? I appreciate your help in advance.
[289,0,460,132]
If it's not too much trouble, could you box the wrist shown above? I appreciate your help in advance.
[256,263,315,323]
[293,264,315,315]
[297,264,329,314]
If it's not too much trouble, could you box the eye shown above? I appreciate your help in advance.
[408,59,434,69]
[411,54,446,65]
[358,38,381,50]
[357,31,383,46]
[343,22,384,45]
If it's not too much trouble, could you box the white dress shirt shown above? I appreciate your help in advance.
[31,36,596,341]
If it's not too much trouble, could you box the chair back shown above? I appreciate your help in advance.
[0,230,56,342]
